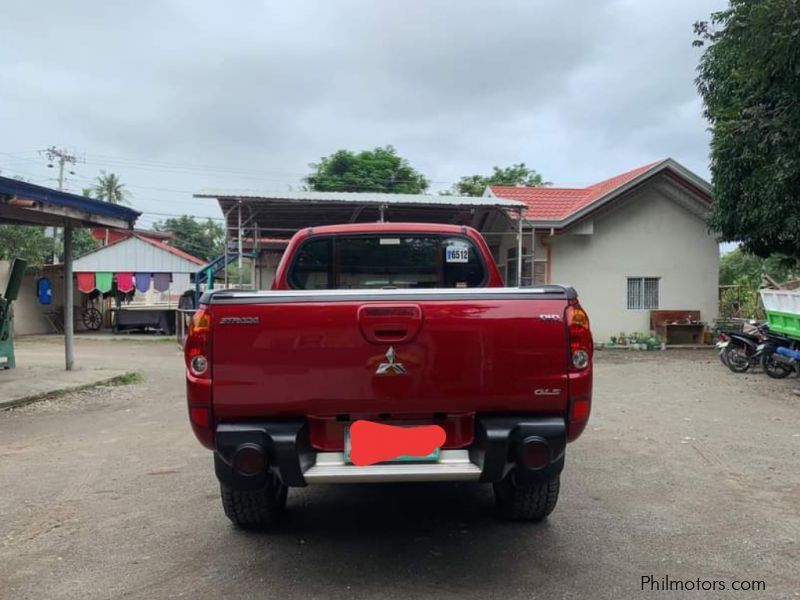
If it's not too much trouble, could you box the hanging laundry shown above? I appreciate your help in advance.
[153,273,171,292]
[171,272,191,293]
[95,272,113,293]
[76,272,96,294]
[135,272,152,293]
[116,272,134,293]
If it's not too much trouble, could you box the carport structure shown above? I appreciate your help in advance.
[0,176,140,369]
[193,190,529,288]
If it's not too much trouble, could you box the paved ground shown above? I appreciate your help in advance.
[0,336,147,407]
[0,339,798,599]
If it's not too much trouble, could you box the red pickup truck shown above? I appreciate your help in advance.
[185,223,593,527]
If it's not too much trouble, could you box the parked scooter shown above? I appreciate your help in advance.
[716,321,769,373]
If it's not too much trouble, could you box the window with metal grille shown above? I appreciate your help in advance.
[627,277,659,310]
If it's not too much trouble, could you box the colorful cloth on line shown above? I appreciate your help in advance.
[76,272,96,293]
[115,272,134,293]
[95,272,113,293]
[134,272,152,293]
[153,273,171,292]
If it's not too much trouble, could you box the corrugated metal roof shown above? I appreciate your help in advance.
[72,235,202,273]
[194,189,526,209]
[0,175,140,226]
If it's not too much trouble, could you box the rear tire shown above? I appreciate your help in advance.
[723,345,751,373]
[220,475,287,528]
[493,473,560,522]
[761,352,794,379]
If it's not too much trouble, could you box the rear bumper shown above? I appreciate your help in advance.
[214,416,566,489]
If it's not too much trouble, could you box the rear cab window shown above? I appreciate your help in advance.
[289,234,487,289]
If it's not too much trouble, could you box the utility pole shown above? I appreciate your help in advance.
[40,147,80,263]
[41,146,79,192]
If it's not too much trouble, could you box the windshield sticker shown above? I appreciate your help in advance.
[445,242,469,263]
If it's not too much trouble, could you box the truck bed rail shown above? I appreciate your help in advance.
[202,285,576,305]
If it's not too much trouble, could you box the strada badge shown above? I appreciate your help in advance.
[219,316,260,325]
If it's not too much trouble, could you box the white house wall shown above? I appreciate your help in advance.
[548,186,719,342]
[72,237,199,273]
[0,263,84,336]
[256,251,283,290]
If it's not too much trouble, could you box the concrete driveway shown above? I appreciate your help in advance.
[0,339,797,599]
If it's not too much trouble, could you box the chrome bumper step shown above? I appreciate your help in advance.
[303,450,482,483]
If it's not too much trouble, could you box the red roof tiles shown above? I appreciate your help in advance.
[490,160,666,221]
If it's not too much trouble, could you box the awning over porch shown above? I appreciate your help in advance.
[0,176,140,369]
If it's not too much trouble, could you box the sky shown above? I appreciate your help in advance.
[0,0,729,231]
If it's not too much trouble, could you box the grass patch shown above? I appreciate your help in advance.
[108,371,144,385]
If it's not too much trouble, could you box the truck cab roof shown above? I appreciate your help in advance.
[301,222,480,236]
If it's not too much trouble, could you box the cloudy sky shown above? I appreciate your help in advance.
[0,0,727,229]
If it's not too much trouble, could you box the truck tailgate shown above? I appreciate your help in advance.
[208,288,572,420]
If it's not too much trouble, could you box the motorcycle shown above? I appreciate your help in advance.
[716,322,769,373]
[759,331,798,379]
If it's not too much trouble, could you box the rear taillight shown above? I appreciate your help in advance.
[718,333,729,342]
[185,306,211,378]
[185,305,214,449]
[565,299,592,442]
[566,300,593,371]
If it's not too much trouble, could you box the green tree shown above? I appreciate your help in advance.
[153,215,224,262]
[0,226,55,267]
[92,171,130,204]
[719,247,798,288]
[446,163,548,196]
[0,225,96,265]
[694,0,800,260]
[305,146,429,194]
[718,247,798,319]
[71,229,99,258]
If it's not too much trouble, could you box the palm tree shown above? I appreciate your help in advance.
[93,171,130,204]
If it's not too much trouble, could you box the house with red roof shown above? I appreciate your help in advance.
[485,158,718,341]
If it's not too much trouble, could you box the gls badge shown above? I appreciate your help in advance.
[534,388,561,396]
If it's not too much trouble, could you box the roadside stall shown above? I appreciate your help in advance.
[71,233,204,334]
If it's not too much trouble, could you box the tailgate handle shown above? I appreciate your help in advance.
[357,304,423,344]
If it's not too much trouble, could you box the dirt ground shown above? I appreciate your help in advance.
[0,339,798,599]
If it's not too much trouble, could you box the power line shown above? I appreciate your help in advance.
[1,161,446,199]
[139,210,225,221]
[3,148,457,186]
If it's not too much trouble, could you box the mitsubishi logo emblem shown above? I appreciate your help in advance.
[375,346,407,376]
